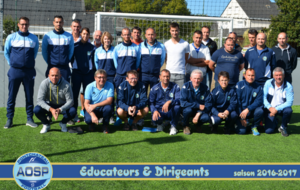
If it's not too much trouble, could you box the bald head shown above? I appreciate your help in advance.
[48,67,61,84]
[256,33,267,47]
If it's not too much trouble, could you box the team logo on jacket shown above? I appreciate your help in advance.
[262,56,267,61]
[200,95,204,100]
[227,96,230,101]
[64,39,68,45]
[136,93,139,98]
[87,51,91,56]
[169,93,174,98]
[253,92,257,97]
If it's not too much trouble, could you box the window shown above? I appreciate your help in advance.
[235,6,239,14]
[237,21,243,27]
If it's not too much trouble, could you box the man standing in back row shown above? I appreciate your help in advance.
[164,22,190,88]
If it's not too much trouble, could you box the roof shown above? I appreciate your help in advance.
[222,0,279,19]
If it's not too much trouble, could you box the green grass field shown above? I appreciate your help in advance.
[1,106,300,189]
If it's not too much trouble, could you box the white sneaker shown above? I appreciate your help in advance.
[99,118,103,124]
[59,122,68,132]
[169,126,178,135]
[109,117,115,124]
[40,124,50,134]
[157,124,164,132]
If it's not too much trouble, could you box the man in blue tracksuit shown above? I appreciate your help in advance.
[235,68,264,135]
[180,69,212,135]
[149,69,180,134]
[139,28,166,93]
[113,28,140,90]
[263,67,293,137]
[244,33,276,86]
[209,71,238,134]
[4,17,39,129]
[42,15,74,82]
[117,70,148,131]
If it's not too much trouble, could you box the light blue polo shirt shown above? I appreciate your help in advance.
[84,81,114,104]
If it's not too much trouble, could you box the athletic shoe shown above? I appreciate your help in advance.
[80,110,84,117]
[98,118,103,124]
[67,120,75,125]
[137,119,144,126]
[252,127,260,136]
[4,119,13,129]
[73,115,80,123]
[183,126,191,135]
[132,123,138,131]
[278,126,289,137]
[156,124,164,132]
[109,117,115,124]
[223,127,231,135]
[211,125,218,134]
[169,126,178,135]
[40,124,50,134]
[195,124,202,133]
[114,117,122,126]
[102,126,109,134]
[123,123,130,131]
[47,116,53,124]
[59,122,68,132]
[26,120,38,128]
[151,121,157,127]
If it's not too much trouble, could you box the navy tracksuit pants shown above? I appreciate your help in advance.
[71,70,94,111]
[107,76,116,116]
[7,67,35,120]
[139,73,159,94]
[84,105,112,126]
[235,107,264,134]
[210,111,238,129]
[182,107,210,127]
[152,105,180,127]
[34,104,76,125]
[264,107,292,134]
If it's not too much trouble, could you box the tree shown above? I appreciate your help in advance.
[85,0,120,12]
[3,15,17,40]
[268,0,300,49]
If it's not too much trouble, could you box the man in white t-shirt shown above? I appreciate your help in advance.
[164,22,189,88]
[186,30,211,84]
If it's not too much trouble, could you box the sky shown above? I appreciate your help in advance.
[186,0,276,17]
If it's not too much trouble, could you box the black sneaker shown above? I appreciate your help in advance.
[102,126,109,134]
[4,119,13,129]
[223,127,231,135]
[211,125,218,134]
[123,123,130,131]
[278,127,289,137]
[132,123,138,131]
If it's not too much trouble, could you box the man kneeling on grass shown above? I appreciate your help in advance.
[117,70,149,131]
[34,67,75,134]
[209,71,238,134]
[84,69,114,133]
[263,67,294,137]
[180,69,212,135]
[149,69,180,135]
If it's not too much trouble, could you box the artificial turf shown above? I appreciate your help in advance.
[1,106,300,189]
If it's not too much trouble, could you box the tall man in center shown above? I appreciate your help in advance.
[164,22,190,88]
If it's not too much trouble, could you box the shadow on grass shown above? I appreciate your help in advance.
[2,136,187,162]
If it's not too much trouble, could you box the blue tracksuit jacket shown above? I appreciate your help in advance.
[210,85,237,115]
[42,29,74,68]
[235,80,263,113]
[4,31,39,69]
[180,81,212,113]
[94,45,116,77]
[71,41,95,74]
[149,82,180,112]
[117,80,147,111]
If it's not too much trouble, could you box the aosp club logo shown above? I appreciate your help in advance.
[13,152,53,190]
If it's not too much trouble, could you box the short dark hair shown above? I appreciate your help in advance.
[169,22,179,29]
[218,71,230,80]
[160,69,171,76]
[201,26,210,33]
[248,29,258,36]
[225,37,234,43]
[126,70,139,78]
[54,15,63,21]
[194,30,202,36]
[81,27,90,34]
[19,17,29,23]
[132,26,141,33]
[229,31,237,36]
[72,19,81,25]
[245,68,255,74]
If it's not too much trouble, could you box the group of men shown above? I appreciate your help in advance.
[4,15,296,137]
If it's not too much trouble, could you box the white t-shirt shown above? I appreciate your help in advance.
[164,39,190,74]
[186,43,211,75]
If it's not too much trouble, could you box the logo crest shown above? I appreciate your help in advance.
[87,51,91,56]
[253,92,257,97]
[227,96,230,101]
[169,93,174,98]
[263,56,267,61]
[136,93,139,98]
[201,95,204,100]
